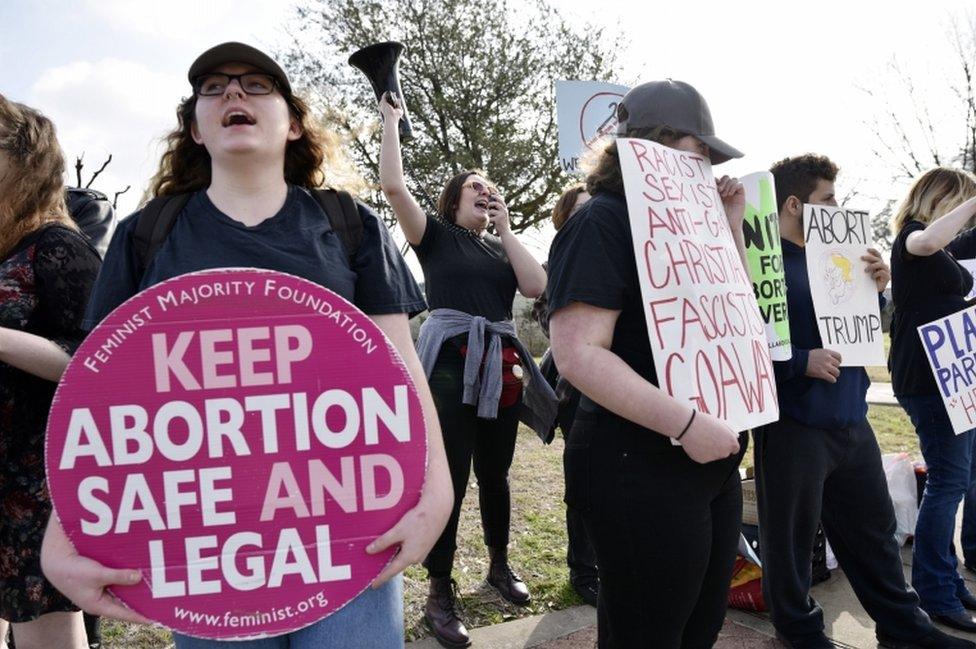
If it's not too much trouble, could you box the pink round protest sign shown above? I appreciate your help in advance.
[46,268,428,639]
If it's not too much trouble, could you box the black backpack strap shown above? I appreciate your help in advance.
[133,193,191,276]
[313,188,364,264]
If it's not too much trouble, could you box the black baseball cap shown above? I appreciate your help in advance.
[615,79,743,165]
[187,42,292,94]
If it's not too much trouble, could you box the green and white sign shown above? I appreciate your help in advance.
[741,172,791,361]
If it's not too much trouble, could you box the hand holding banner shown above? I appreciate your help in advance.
[803,205,885,366]
[46,269,428,639]
[617,138,778,433]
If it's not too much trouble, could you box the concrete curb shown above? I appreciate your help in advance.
[405,605,597,648]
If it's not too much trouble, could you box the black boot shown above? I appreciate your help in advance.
[486,546,531,605]
[424,576,471,648]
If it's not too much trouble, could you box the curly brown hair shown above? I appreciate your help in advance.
[584,126,684,196]
[769,154,839,212]
[0,94,75,258]
[147,90,335,200]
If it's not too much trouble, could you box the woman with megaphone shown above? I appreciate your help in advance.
[379,92,553,648]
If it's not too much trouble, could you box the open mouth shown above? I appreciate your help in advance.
[222,110,256,127]
[475,199,489,211]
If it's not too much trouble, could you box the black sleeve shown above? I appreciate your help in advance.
[896,220,925,262]
[82,212,144,330]
[547,198,634,315]
[948,226,976,260]
[30,227,101,354]
[68,190,117,259]
[411,214,446,259]
[352,203,427,317]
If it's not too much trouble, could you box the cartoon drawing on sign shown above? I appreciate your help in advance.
[821,251,856,305]
[555,80,630,174]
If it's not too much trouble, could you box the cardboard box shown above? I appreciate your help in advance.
[742,478,759,525]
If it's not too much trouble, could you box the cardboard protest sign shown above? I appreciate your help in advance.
[46,269,428,639]
[803,205,884,366]
[617,138,779,432]
[918,305,976,434]
[556,80,629,174]
[741,172,791,361]
[958,258,976,300]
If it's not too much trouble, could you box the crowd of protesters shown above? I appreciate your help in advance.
[4,40,976,649]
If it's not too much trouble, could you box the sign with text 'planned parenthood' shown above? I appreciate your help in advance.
[919,305,976,435]
[46,269,428,639]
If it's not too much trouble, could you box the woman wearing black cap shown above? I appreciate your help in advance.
[39,42,452,649]
[547,79,747,648]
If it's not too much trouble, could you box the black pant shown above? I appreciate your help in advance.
[563,413,598,585]
[423,344,521,576]
[566,407,746,649]
[753,417,932,642]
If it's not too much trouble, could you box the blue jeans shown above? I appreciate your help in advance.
[964,478,976,567]
[899,394,976,615]
[172,575,403,649]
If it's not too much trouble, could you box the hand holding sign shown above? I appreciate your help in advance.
[861,248,891,292]
[716,175,746,228]
[42,518,149,624]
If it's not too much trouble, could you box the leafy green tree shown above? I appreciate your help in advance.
[281,0,621,232]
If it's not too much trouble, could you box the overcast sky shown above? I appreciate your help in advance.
[3,0,974,259]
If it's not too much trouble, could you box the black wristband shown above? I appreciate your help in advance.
[676,409,696,441]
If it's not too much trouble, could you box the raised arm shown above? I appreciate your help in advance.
[550,301,740,463]
[378,93,427,246]
[906,196,976,256]
[366,312,452,584]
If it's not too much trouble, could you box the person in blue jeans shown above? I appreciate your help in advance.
[38,42,453,649]
[890,167,976,631]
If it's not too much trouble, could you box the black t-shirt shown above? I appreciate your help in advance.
[890,219,974,396]
[546,191,659,388]
[85,186,426,328]
[412,215,518,321]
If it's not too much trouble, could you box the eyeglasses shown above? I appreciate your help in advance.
[462,180,497,195]
[193,73,278,96]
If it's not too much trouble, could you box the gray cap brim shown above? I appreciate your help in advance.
[699,135,743,166]
[188,42,291,94]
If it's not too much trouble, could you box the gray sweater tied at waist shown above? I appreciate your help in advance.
[415,308,557,437]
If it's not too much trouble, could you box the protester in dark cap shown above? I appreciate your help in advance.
[547,79,747,649]
[39,41,452,649]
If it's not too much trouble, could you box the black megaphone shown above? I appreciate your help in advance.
[348,41,414,141]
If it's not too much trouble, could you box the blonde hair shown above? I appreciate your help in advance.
[892,167,976,233]
[0,94,75,258]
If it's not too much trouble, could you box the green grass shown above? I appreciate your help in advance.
[99,399,920,647]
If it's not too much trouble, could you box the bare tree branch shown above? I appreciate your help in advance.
[84,154,112,189]
[112,185,131,209]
